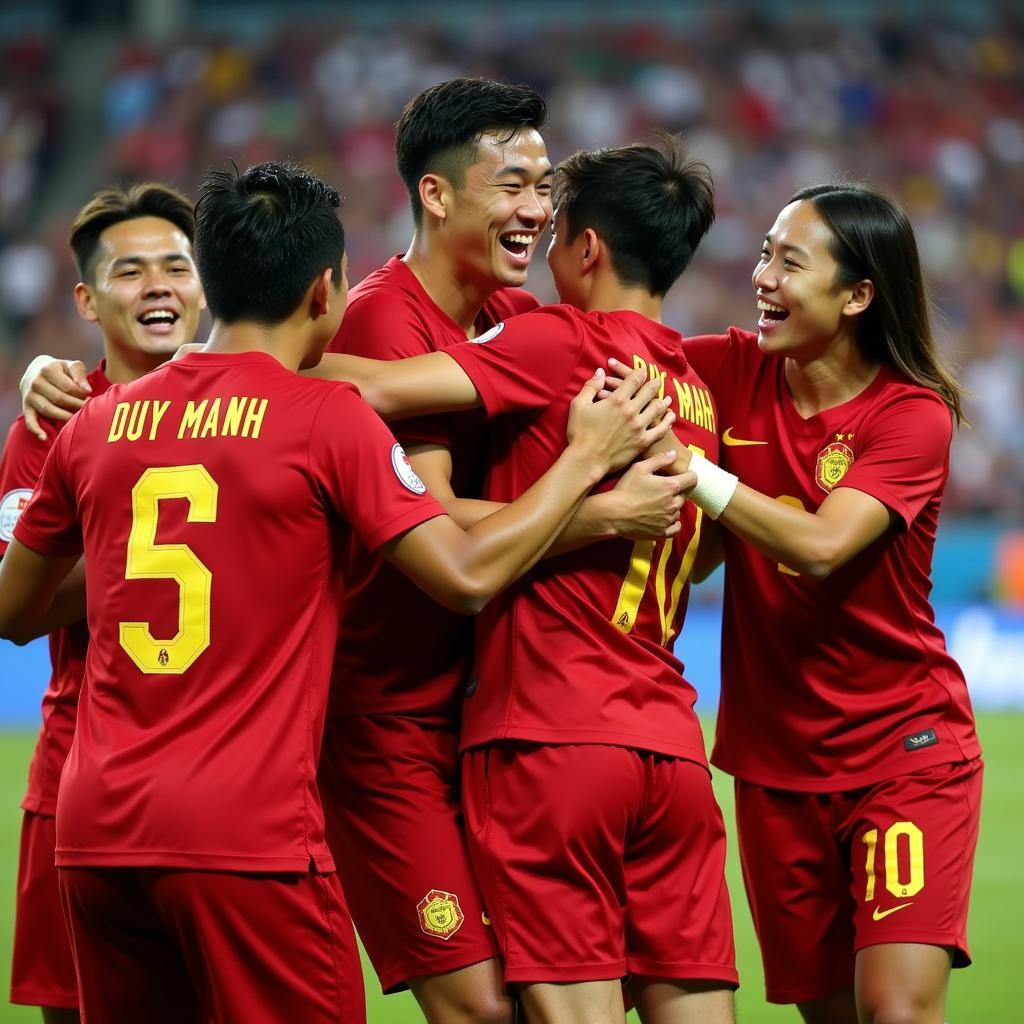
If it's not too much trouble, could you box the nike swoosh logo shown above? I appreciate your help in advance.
[872,902,913,921]
[722,427,768,447]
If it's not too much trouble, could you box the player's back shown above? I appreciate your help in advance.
[32,351,390,873]
[447,306,718,764]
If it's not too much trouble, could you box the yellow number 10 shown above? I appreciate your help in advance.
[611,445,705,645]
[120,465,218,675]
[862,821,925,901]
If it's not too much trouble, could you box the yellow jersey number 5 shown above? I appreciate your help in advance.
[120,465,218,675]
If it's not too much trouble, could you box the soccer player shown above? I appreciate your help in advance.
[317,78,688,1023]
[629,183,981,1024]
[0,181,203,1023]
[309,136,737,1024]
[0,160,672,1024]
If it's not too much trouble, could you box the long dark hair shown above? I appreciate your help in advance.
[790,182,965,425]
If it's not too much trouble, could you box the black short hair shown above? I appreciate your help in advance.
[69,182,195,282]
[555,134,715,297]
[395,77,548,225]
[194,161,345,325]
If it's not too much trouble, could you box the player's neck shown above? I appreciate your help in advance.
[579,277,663,322]
[102,346,170,385]
[402,238,488,335]
[784,331,880,418]
[203,321,303,372]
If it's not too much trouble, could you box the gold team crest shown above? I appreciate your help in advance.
[417,889,465,940]
[815,439,854,493]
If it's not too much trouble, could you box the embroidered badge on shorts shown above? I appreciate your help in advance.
[417,889,465,940]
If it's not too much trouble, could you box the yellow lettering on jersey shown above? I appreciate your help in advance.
[632,355,667,400]
[178,400,207,439]
[199,398,222,438]
[222,396,247,436]
[242,398,268,438]
[108,402,130,442]
[175,397,268,440]
[699,388,715,434]
[149,400,170,439]
[107,400,173,443]
[673,379,694,424]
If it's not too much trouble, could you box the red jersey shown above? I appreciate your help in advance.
[0,362,110,816]
[446,305,718,763]
[13,351,444,871]
[685,328,981,790]
[326,255,538,722]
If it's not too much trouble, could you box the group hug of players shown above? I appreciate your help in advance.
[0,77,981,1024]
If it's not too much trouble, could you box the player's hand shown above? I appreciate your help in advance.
[20,356,91,440]
[567,367,675,474]
[172,343,205,361]
[609,452,696,539]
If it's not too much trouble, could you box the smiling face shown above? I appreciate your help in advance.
[752,199,863,359]
[75,215,204,379]
[443,127,552,293]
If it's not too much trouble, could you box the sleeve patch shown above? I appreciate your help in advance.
[0,488,33,542]
[470,322,505,344]
[391,444,427,494]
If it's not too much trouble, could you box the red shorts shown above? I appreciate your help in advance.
[462,742,737,986]
[319,715,499,993]
[735,758,982,1005]
[59,867,365,1024]
[10,811,78,1009]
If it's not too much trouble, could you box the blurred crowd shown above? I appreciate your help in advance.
[1,7,1023,518]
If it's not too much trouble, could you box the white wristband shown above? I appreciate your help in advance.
[687,451,738,520]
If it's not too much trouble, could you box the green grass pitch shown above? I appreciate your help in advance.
[0,715,1017,1022]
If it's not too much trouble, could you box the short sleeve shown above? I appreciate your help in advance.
[837,393,953,527]
[309,385,447,551]
[11,422,83,558]
[683,331,737,390]
[0,415,60,555]
[445,305,586,418]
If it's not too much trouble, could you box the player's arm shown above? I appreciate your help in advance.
[603,357,894,579]
[410,444,689,552]
[380,370,676,613]
[0,541,81,644]
[304,351,480,420]
[633,430,891,579]
[691,521,725,584]
[19,356,92,440]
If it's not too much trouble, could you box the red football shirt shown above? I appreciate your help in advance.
[14,351,444,871]
[685,328,981,790]
[447,305,718,763]
[0,362,110,816]
[326,255,539,722]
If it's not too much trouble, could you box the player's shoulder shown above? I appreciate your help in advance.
[470,302,582,348]
[869,367,955,433]
[346,257,418,311]
[480,287,541,325]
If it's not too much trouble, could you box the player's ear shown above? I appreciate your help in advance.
[73,282,99,323]
[419,174,450,222]
[309,268,334,319]
[580,228,601,271]
[843,278,874,317]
